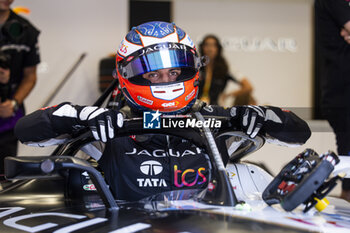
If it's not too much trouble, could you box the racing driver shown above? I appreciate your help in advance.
[14,21,311,201]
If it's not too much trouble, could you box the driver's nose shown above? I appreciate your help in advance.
[158,70,177,83]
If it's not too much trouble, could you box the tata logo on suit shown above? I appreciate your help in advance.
[140,160,163,175]
[137,160,167,187]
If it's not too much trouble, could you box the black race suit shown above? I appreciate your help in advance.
[14,102,311,201]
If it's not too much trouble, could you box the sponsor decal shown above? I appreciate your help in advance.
[137,178,167,187]
[185,89,195,101]
[174,165,207,187]
[143,110,161,129]
[120,43,128,54]
[137,160,167,187]
[83,184,96,191]
[161,101,179,108]
[208,182,215,191]
[137,96,153,105]
[126,147,202,157]
[126,56,134,62]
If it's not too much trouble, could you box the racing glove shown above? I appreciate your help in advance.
[230,105,267,138]
[77,106,124,142]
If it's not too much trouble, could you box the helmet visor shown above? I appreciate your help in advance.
[119,43,201,81]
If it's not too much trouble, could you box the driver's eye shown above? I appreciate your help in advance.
[146,72,158,79]
[170,70,180,77]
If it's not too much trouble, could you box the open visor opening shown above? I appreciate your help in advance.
[118,43,202,81]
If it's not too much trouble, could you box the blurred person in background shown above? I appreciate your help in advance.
[198,34,256,106]
[315,0,350,201]
[0,0,40,180]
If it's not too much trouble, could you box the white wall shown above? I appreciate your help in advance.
[14,0,128,155]
[174,0,313,112]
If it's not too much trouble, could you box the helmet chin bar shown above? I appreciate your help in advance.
[122,86,198,115]
[118,66,199,114]
[150,82,185,101]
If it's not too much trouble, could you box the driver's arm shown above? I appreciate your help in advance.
[15,102,123,147]
[200,105,311,146]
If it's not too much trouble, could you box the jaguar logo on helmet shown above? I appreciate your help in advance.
[116,21,207,114]
[138,43,187,56]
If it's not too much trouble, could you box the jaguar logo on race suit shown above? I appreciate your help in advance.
[137,160,167,187]
[125,147,202,157]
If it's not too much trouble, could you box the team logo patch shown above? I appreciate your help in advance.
[143,110,161,129]
[137,160,167,187]
[140,160,163,175]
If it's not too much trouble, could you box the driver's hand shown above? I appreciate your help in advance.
[231,106,266,138]
[78,107,123,142]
